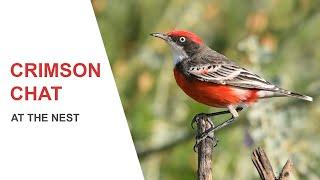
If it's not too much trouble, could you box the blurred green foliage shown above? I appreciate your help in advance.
[93,0,320,179]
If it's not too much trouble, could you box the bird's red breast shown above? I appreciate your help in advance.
[173,67,258,107]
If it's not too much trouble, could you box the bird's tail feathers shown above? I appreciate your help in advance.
[258,88,313,102]
[282,91,313,102]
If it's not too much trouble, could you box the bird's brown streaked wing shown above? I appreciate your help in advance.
[187,63,279,91]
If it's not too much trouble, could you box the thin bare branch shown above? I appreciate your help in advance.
[252,147,294,180]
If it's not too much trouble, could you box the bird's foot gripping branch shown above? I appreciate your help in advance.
[192,114,218,152]
[192,107,244,144]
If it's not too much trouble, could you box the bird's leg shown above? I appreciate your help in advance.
[196,105,240,142]
[193,106,243,151]
[191,107,243,129]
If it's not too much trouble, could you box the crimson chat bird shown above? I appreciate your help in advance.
[150,30,313,140]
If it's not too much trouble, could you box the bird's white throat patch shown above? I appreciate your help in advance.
[167,41,188,65]
[173,52,187,65]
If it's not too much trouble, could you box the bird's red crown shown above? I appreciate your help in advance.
[167,30,203,45]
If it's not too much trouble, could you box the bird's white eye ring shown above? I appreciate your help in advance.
[179,37,186,43]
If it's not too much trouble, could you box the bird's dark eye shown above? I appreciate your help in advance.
[179,37,186,43]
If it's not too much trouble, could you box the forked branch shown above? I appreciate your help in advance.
[252,147,294,180]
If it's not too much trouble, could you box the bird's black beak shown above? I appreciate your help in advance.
[150,32,169,41]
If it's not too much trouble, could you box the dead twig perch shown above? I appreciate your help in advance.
[195,116,215,180]
[252,147,294,180]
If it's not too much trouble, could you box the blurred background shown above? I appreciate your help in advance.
[93,0,320,179]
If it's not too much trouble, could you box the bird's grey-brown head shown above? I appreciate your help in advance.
[150,30,204,65]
